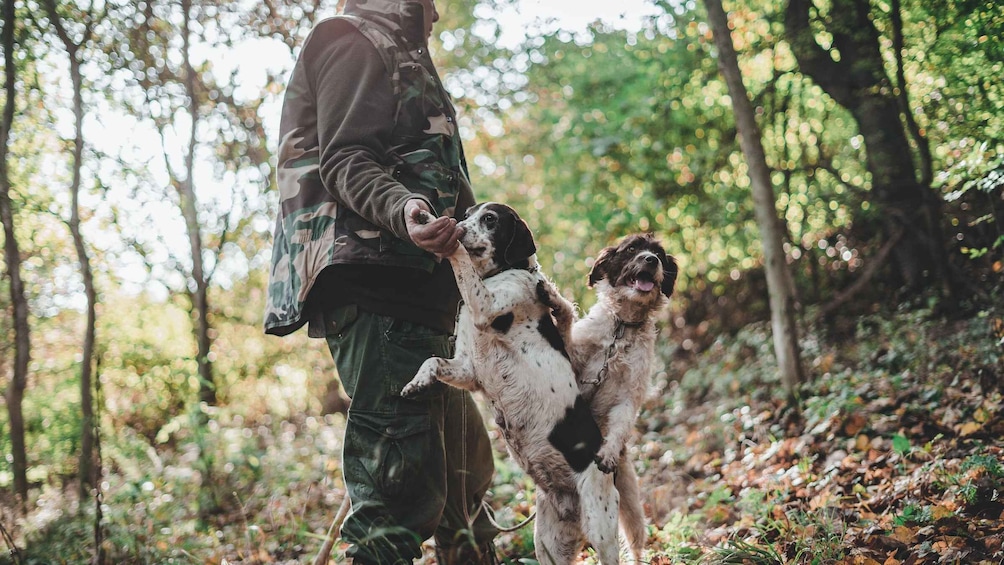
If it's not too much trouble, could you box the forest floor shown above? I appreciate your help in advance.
[5,305,1004,564]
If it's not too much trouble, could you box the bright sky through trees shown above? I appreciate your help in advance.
[45,0,661,302]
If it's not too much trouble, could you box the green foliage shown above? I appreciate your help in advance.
[678,321,781,403]
[711,538,784,565]
[930,452,1004,508]
[939,143,1004,265]
[648,512,703,562]
[892,434,912,456]
[5,0,1004,562]
[894,503,931,526]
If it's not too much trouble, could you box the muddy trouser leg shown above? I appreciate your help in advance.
[324,305,497,564]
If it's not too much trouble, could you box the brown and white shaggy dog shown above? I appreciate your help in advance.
[561,233,677,562]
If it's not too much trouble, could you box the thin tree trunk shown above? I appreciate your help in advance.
[180,0,215,406]
[42,0,100,503]
[1,0,31,510]
[69,48,98,506]
[705,0,805,395]
[91,351,106,565]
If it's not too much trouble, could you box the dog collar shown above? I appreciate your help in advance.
[483,262,539,279]
[614,316,645,334]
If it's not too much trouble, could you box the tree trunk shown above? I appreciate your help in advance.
[70,53,99,505]
[42,0,100,502]
[180,0,215,406]
[1,0,31,510]
[785,0,949,292]
[705,0,805,395]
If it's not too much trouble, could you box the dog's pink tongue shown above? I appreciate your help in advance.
[633,280,655,292]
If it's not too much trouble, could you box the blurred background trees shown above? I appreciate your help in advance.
[0,0,1000,561]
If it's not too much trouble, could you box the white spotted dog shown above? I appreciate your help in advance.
[401,202,622,565]
[564,233,677,563]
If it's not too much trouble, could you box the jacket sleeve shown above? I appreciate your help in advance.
[303,21,430,242]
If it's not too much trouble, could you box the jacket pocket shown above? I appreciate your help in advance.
[324,304,359,339]
[392,151,459,215]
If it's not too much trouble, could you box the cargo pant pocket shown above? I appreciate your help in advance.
[344,410,431,501]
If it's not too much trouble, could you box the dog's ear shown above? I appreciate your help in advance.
[661,253,678,298]
[588,246,614,288]
[503,216,536,266]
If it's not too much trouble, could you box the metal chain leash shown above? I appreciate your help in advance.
[583,318,641,387]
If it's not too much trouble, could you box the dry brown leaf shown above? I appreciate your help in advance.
[890,525,916,544]
[959,421,982,436]
[856,434,871,451]
[931,503,955,521]
[845,413,869,436]
[975,407,991,423]
[810,491,836,510]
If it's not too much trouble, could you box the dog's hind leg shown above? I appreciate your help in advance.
[533,491,581,565]
[578,469,620,564]
[615,456,646,563]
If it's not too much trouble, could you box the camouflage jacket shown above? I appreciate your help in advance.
[264,0,475,336]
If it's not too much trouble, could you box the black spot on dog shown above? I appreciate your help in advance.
[537,314,569,359]
[491,312,514,333]
[547,395,602,473]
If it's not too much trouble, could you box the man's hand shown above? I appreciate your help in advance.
[404,199,463,258]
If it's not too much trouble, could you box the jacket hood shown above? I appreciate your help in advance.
[344,0,428,45]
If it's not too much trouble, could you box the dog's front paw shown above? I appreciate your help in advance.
[594,453,617,474]
[594,445,620,474]
[401,358,440,398]
[401,378,431,398]
[534,278,566,309]
[535,280,555,308]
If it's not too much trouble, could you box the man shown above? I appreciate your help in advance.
[263,0,498,563]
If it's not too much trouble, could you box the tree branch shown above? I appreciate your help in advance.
[817,227,903,320]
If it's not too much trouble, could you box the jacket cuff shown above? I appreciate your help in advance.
[390,194,436,243]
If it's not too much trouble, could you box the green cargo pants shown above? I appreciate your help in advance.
[324,304,498,564]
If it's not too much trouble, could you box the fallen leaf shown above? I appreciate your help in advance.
[931,503,955,520]
[845,413,869,436]
[959,421,982,436]
[890,525,915,544]
[857,434,871,451]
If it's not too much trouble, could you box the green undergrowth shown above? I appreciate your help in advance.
[5,302,1003,564]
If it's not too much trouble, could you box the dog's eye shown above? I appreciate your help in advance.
[483,213,498,228]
